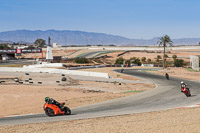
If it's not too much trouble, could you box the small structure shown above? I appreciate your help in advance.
[46,36,53,62]
[53,42,62,48]
[190,55,199,71]
[46,46,53,61]
[2,54,9,61]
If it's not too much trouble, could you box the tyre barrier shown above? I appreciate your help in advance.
[61,77,67,81]
[25,73,29,75]
[153,65,163,67]
[14,78,19,82]
[106,64,131,67]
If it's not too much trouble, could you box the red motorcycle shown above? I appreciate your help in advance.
[43,102,71,117]
[181,86,191,97]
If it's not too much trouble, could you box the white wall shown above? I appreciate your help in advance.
[0,67,109,78]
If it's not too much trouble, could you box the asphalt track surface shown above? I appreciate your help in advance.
[77,50,118,58]
[0,59,34,66]
[1,69,200,126]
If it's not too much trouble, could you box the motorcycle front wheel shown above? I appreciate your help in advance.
[45,108,55,117]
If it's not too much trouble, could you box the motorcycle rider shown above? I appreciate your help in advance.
[45,97,64,110]
[165,73,169,80]
[181,81,188,92]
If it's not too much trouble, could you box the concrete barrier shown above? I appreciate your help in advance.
[69,65,106,70]
[0,67,109,78]
[23,62,63,68]
[141,64,154,67]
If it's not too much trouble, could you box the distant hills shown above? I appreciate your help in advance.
[0,30,200,46]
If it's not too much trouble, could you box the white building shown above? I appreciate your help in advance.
[53,42,62,48]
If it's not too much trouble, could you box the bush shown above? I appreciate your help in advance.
[0,43,11,49]
[141,57,146,62]
[75,57,89,64]
[134,58,141,66]
[174,59,184,67]
[172,54,177,61]
[199,57,200,66]
[115,57,124,64]
[156,55,162,62]
[147,59,152,63]
[164,54,168,58]
[130,57,141,66]
[125,59,131,66]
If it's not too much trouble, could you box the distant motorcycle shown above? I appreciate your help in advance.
[121,68,124,73]
[165,73,169,80]
[181,86,191,97]
[43,102,71,117]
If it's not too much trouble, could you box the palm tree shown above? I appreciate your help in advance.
[157,35,173,68]
[172,54,177,62]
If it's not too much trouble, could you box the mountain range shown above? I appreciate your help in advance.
[0,30,200,46]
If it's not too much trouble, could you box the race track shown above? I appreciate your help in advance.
[1,69,200,126]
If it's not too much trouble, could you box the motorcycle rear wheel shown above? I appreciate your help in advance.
[64,107,71,115]
[45,108,55,117]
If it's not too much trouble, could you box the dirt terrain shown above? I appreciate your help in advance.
[1,107,200,133]
[1,67,200,133]
[0,69,153,117]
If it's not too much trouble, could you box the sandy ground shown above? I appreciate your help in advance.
[1,67,200,133]
[0,69,153,117]
[1,107,200,133]
[80,67,139,80]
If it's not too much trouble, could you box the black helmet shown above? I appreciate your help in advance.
[45,97,49,102]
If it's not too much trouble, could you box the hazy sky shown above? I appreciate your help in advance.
[0,0,200,39]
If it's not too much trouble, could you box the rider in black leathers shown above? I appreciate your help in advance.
[45,97,64,109]
[165,73,169,80]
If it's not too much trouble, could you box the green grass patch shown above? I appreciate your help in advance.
[122,90,144,93]
[116,74,120,77]
[0,64,26,67]
[141,69,159,72]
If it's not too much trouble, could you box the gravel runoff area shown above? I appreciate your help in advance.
[1,107,200,133]
[0,70,153,117]
[0,67,200,133]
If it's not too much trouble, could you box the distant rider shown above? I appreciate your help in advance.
[165,73,169,80]
[45,97,64,109]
